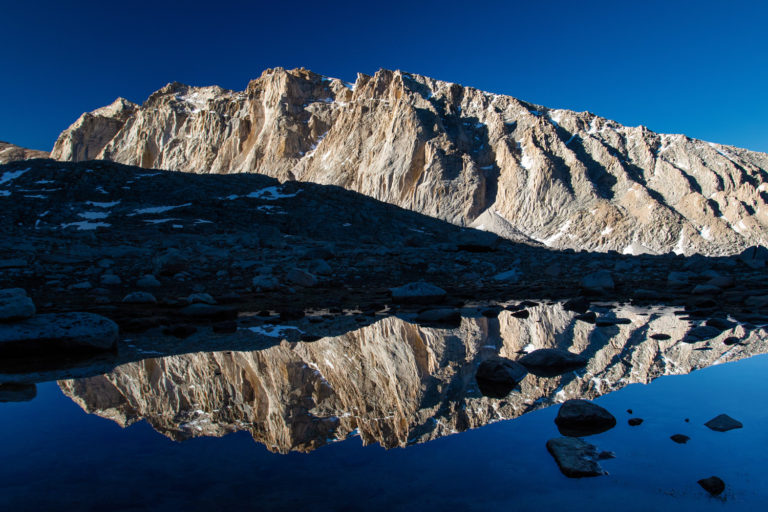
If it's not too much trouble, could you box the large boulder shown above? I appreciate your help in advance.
[0,289,35,322]
[704,414,742,432]
[519,348,589,377]
[546,437,606,478]
[390,282,447,304]
[555,399,617,436]
[475,357,528,398]
[580,270,614,293]
[0,312,119,355]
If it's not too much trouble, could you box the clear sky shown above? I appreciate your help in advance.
[2,0,767,153]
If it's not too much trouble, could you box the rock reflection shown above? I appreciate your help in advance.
[59,303,768,453]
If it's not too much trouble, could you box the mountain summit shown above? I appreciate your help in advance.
[51,68,768,256]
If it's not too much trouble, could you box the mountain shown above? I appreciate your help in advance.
[59,304,768,453]
[0,141,48,164]
[51,68,768,256]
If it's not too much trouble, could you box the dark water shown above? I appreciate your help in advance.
[0,304,766,510]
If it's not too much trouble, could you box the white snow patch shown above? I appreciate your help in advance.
[61,221,111,231]
[673,232,687,255]
[520,149,534,170]
[247,325,303,338]
[0,190,9,197]
[0,168,30,185]
[79,211,110,220]
[700,226,713,241]
[95,186,109,195]
[246,187,301,200]
[129,203,191,215]
[522,343,536,353]
[543,220,571,247]
[144,218,178,224]
[23,194,47,199]
[601,226,614,236]
[86,200,120,208]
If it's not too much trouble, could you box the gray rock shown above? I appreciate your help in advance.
[518,348,588,376]
[100,273,122,285]
[252,276,279,291]
[390,282,447,304]
[306,259,332,276]
[286,268,318,287]
[493,268,520,282]
[581,270,614,292]
[0,312,118,354]
[186,293,216,305]
[69,281,92,290]
[122,292,157,304]
[137,274,161,288]
[692,284,721,295]
[153,248,189,276]
[555,399,617,436]
[0,289,35,322]
[475,357,528,398]
[179,304,236,320]
[546,437,605,478]
[704,414,742,432]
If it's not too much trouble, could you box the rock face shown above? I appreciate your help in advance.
[0,141,48,164]
[52,67,768,256]
[50,98,138,161]
[59,302,768,454]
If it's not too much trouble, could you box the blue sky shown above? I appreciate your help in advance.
[2,0,767,153]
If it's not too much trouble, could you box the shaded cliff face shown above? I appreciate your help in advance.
[52,67,768,255]
[0,141,49,164]
[60,303,768,454]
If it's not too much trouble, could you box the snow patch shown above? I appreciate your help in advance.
[543,220,571,247]
[0,190,9,197]
[79,211,110,220]
[86,200,120,208]
[246,187,301,200]
[130,203,191,215]
[247,325,303,338]
[0,168,30,185]
[61,221,111,231]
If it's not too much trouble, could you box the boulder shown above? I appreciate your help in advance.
[546,437,605,478]
[252,276,280,291]
[0,312,118,355]
[704,414,742,432]
[555,399,617,436]
[670,434,690,444]
[682,325,722,343]
[580,270,614,292]
[0,383,37,402]
[697,476,726,496]
[122,292,157,304]
[563,297,590,314]
[475,357,528,398]
[390,282,447,304]
[286,268,318,287]
[137,274,161,288]
[518,348,588,376]
[186,293,216,305]
[0,289,35,322]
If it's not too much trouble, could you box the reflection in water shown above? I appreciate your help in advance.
[59,303,767,453]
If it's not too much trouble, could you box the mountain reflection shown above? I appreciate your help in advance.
[59,303,767,453]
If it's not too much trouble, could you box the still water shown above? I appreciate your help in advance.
[0,302,766,510]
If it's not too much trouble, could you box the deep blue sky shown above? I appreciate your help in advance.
[2,0,767,153]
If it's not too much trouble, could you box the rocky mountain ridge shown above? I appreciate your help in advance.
[0,141,48,165]
[50,67,768,256]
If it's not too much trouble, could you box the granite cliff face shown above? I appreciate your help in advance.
[60,304,767,453]
[52,68,768,255]
[0,141,49,164]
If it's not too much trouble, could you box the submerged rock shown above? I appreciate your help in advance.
[555,399,617,436]
[697,476,726,496]
[518,348,588,376]
[0,312,118,355]
[475,357,527,398]
[670,434,690,444]
[704,414,743,432]
[546,437,606,478]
